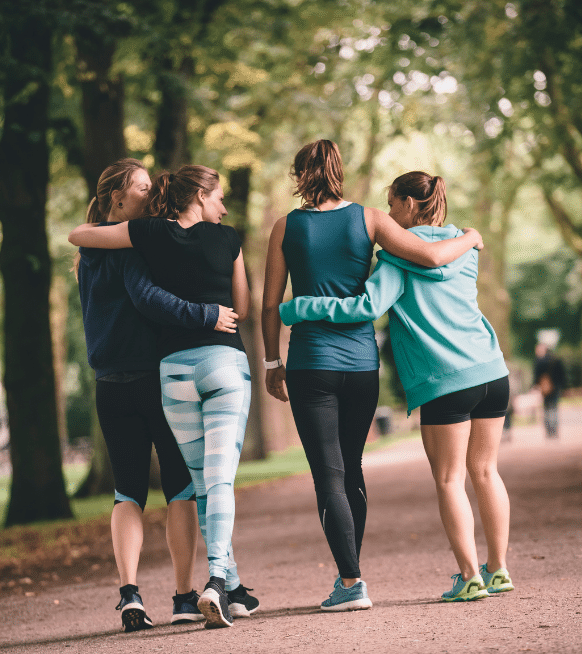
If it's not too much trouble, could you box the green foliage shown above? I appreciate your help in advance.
[2,0,582,495]
[509,249,582,356]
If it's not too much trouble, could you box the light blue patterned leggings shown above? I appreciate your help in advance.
[160,345,251,586]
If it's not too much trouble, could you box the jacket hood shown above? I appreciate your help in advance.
[376,224,474,281]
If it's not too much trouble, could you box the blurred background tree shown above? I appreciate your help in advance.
[1,0,580,525]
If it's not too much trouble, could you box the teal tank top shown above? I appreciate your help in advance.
[282,202,379,371]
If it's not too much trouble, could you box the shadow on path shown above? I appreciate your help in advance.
[0,599,451,650]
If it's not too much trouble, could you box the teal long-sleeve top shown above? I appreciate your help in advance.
[280,224,508,413]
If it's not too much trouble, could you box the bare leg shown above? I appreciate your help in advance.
[111,501,143,587]
[466,417,509,572]
[166,500,198,594]
[421,422,479,580]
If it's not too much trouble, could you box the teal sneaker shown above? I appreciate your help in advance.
[479,564,514,593]
[321,576,373,612]
[441,573,489,602]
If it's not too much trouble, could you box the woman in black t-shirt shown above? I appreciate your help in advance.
[69,165,256,628]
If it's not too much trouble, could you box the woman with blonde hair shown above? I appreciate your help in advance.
[70,163,258,629]
[280,170,513,603]
[262,142,483,610]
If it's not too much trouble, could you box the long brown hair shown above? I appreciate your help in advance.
[145,165,220,220]
[389,171,447,227]
[72,158,147,279]
[291,139,343,208]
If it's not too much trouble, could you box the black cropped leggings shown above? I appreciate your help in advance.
[286,369,379,579]
[95,372,193,511]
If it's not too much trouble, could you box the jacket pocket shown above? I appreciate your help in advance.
[393,336,416,381]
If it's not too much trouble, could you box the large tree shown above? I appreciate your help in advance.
[0,3,73,526]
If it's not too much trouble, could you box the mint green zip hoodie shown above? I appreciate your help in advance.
[279,224,508,414]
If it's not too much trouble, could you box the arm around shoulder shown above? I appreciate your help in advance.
[367,207,482,267]
[69,221,132,249]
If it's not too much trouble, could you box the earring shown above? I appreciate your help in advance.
[118,202,123,208]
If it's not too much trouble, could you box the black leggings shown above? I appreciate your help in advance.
[95,372,193,510]
[286,369,379,579]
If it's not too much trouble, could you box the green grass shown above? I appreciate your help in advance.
[0,431,419,531]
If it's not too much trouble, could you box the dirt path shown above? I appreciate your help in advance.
[1,409,581,653]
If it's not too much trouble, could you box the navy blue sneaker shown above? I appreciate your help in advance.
[197,577,234,628]
[171,590,205,624]
[116,585,154,632]
[227,585,260,618]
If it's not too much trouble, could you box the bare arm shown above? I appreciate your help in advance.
[365,207,483,267]
[231,249,251,323]
[261,217,289,402]
[69,221,132,249]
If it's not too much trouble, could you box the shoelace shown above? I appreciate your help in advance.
[450,573,462,586]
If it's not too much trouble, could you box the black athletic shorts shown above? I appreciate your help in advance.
[420,376,509,426]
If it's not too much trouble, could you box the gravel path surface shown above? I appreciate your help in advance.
[1,408,580,653]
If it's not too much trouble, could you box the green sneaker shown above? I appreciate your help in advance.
[479,564,514,593]
[441,573,489,602]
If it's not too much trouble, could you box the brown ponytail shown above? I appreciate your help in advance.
[72,158,147,280]
[145,165,220,220]
[389,171,447,227]
[291,139,344,208]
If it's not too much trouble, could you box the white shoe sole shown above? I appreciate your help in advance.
[229,601,260,618]
[321,598,373,612]
[197,588,234,628]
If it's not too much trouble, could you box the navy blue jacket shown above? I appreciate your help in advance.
[78,244,219,379]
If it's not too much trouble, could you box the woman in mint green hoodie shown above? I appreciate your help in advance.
[280,171,514,603]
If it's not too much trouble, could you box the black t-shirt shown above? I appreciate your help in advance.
[128,218,245,359]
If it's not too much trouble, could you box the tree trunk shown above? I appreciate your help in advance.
[76,39,126,197]
[74,34,127,493]
[473,164,512,357]
[227,167,267,461]
[0,14,73,526]
[154,57,193,170]
[350,90,381,204]
[50,275,69,447]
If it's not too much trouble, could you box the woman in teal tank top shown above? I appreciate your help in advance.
[283,201,378,371]
[261,140,483,612]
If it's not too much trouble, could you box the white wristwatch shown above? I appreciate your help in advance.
[263,357,283,369]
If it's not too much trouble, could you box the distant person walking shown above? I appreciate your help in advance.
[73,158,239,631]
[70,163,258,629]
[533,342,566,439]
[262,142,483,612]
[280,170,515,603]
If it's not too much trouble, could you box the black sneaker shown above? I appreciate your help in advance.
[227,584,260,617]
[197,577,234,628]
[116,585,154,632]
[171,590,205,624]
